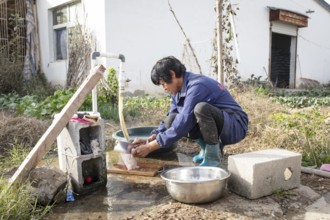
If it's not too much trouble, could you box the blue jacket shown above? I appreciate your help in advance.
[152,72,248,148]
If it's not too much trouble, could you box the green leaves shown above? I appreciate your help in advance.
[98,68,119,105]
[0,88,92,118]
[124,96,170,115]
[272,108,330,167]
[273,109,324,137]
[273,88,330,108]
[0,87,170,122]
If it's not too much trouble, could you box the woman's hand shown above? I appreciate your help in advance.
[133,134,156,145]
[131,144,152,157]
[132,139,160,158]
[132,138,147,145]
[147,134,157,143]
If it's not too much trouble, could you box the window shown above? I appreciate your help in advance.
[52,2,81,60]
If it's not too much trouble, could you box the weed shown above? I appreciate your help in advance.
[0,144,52,219]
[98,103,119,122]
[273,189,296,198]
[0,144,28,172]
[0,179,52,220]
[271,108,330,167]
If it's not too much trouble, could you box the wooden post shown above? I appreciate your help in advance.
[216,0,224,84]
[8,65,106,186]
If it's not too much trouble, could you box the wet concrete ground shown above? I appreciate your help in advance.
[43,149,330,220]
[44,150,198,219]
[44,174,168,219]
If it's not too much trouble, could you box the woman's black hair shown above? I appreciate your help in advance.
[151,56,186,85]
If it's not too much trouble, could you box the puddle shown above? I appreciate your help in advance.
[45,174,169,219]
[44,150,195,219]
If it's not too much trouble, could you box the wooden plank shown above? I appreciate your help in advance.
[269,9,308,27]
[107,161,164,177]
[9,65,106,186]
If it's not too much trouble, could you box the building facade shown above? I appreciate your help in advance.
[36,0,330,94]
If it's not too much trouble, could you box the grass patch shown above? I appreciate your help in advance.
[228,87,330,168]
[0,144,52,220]
[0,179,52,220]
[0,144,29,171]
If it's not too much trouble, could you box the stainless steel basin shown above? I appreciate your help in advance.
[160,166,230,204]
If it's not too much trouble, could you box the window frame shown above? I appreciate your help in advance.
[52,2,80,61]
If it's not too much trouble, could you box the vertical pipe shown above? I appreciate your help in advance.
[230,12,240,63]
[91,58,98,114]
[118,61,130,141]
[92,88,97,114]
[216,0,224,84]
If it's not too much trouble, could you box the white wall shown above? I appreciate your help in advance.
[36,0,67,86]
[36,0,107,87]
[230,0,271,81]
[37,0,330,93]
[297,2,330,84]
[104,0,216,95]
[232,0,330,84]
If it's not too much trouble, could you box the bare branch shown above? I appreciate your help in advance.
[167,0,202,74]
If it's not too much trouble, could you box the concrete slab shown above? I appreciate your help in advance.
[228,148,301,199]
[292,192,330,220]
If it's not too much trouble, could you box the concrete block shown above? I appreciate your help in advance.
[57,118,105,158]
[60,154,107,195]
[57,117,107,195]
[228,148,301,199]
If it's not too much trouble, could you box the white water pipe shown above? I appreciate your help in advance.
[91,51,130,141]
[91,52,125,114]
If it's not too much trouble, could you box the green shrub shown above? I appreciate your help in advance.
[98,67,118,106]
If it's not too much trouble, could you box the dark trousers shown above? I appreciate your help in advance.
[164,102,224,145]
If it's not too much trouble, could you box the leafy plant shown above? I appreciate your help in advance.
[2,88,92,118]
[0,92,21,109]
[272,88,330,108]
[274,96,330,108]
[98,68,119,106]
[124,95,170,117]
[272,108,330,167]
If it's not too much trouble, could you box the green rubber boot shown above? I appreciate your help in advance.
[199,143,221,167]
[192,138,206,163]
